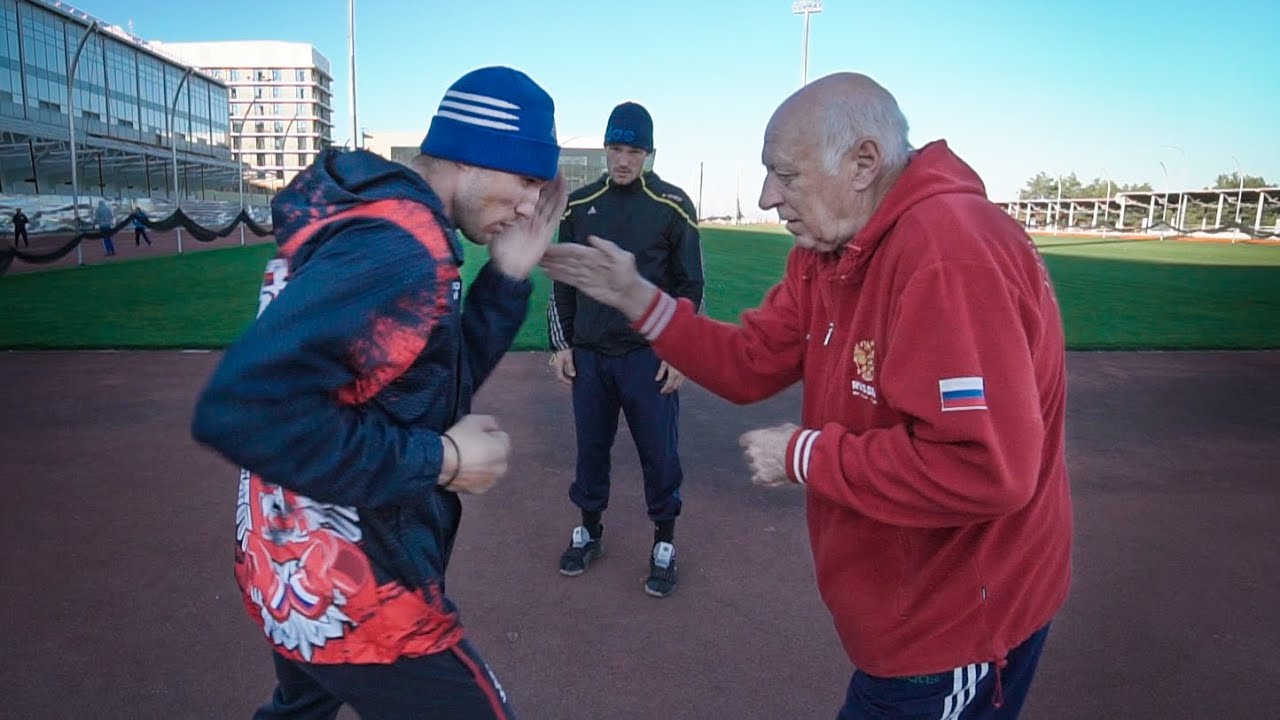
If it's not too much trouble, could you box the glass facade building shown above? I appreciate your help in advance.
[0,0,238,198]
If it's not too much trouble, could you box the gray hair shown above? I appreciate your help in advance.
[818,91,911,175]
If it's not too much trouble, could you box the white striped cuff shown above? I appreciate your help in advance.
[636,292,678,341]
[790,429,820,485]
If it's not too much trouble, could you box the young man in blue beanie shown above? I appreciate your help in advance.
[192,66,566,719]
[547,101,704,597]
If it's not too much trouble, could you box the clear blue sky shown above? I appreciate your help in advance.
[78,0,1280,219]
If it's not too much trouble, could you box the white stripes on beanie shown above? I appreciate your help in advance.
[435,90,521,132]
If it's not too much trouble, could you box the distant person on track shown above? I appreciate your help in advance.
[12,208,29,248]
[131,207,151,247]
[93,200,116,257]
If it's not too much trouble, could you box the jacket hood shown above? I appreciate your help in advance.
[853,140,986,252]
[271,148,457,268]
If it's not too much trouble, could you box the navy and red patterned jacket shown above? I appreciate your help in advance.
[192,148,531,664]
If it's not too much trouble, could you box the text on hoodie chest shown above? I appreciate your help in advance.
[805,274,885,418]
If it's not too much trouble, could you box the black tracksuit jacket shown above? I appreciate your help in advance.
[548,171,704,355]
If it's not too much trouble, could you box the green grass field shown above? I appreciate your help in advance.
[2,229,1278,350]
[1035,237,1280,349]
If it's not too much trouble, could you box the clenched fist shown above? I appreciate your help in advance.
[549,349,576,386]
[738,423,801,488]
[439,414,511,495]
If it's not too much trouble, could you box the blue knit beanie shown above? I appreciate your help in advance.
[421,67,560,180]
[604,102,653,152]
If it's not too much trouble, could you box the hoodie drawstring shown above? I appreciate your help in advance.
[992,659,1006,709]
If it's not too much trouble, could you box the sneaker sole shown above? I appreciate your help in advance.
[643,583,675,598]
[559,549,601,577]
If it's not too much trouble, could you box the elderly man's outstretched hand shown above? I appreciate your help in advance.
[541,235,658,321]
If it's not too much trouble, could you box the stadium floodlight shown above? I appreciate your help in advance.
[792,0,823,87]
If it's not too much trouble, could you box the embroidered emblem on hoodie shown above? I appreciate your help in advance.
[850,339,877,403]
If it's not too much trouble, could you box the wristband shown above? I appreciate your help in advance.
[440,433,461,487]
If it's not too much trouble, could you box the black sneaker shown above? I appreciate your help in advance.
[644,542,677,597]
[559,525,602,576]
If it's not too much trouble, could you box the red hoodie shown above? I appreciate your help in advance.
[632,141,1072,676]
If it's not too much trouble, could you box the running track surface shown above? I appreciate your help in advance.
[1,350,1276,719]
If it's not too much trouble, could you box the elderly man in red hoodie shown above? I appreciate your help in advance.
[541,72,1073,719]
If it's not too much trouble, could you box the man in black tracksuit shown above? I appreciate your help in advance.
[547,102,703,598]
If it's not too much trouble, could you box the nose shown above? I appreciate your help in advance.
[515,187,539,218]
[758,176,781,211]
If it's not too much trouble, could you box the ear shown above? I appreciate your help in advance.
[849,138,883,192]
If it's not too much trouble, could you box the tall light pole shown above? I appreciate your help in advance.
[697,161,704,222]
[348,0,360,148]
[1158,161,1169,222]
[1161,144,1186,229]
[68,20,99,267]
[792,0,822,87]
[1157,160,1170,239]
[236,97,261,246]
[169,67,193,254]
[1102,168,1112,236]
[1099,168,1112,218]
[1232,155,1244,224]
[274,109,301,194]
[1053,174,1063,230]
[1092,167,1110,229]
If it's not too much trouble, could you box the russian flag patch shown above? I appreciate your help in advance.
[939,376,987,412]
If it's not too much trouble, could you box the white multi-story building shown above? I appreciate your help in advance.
[150,41,334,184]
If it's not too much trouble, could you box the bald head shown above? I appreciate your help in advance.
[768,72,911,175]
[758,73,912,252]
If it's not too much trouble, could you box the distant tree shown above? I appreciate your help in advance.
[1019,172,1057,200]
[1213,172,1269,189]
[1019,172,1085,199]
[1117,182,1153,192]
[1021,169,1271,201]
[1079,177,1113,198]
[1059,173,1084,198]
